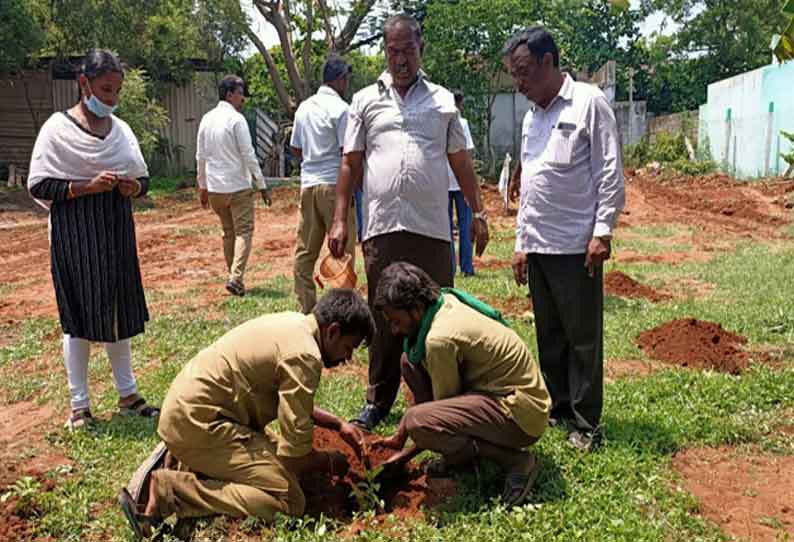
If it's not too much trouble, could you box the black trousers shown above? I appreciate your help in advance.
[527,253,603,432]
[363,231,454,413]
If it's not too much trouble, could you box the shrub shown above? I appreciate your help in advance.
[115,68,169,165]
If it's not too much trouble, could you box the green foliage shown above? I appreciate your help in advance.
[668,158,716,176]
[1,476,42,516]
[635,0,788,113]
[625,132,715,175]
[350,465,385,513]
[0,0,44,73]
[115,69,170,164]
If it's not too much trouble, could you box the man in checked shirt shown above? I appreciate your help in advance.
[504,26,625,451]
[327,13,489,431]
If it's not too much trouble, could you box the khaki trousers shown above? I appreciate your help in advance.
[209,188,255,284]
[152,428,305,520]
[293,184,356,313]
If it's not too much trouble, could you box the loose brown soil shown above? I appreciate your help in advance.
[625,173,794,240]
[305,428,456,520]
[604,271,671,303]
[0,473,57,542]
[673,446,794,542]
[636,318,749,374]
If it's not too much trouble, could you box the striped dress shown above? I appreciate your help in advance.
[29,112,149,343]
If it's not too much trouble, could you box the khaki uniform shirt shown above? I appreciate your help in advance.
[423,296,551,437]
[158,313,323,458]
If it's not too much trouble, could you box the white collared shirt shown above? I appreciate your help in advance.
[196,101,266,193]
[344,71,468,243]
[448,117,475,191]
[290,86,349,188]
[516,74,625,254]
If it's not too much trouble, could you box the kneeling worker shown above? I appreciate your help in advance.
[375,262,550,506]
[119,289,375,538]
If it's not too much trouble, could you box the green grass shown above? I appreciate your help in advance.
[3,221,794,541]
[145,176,190,199]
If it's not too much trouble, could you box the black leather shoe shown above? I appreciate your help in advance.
[350,404,385,432]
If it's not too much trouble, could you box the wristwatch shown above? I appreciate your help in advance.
[473,211,488,222]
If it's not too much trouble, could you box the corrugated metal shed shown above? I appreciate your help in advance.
[160,72,218,172]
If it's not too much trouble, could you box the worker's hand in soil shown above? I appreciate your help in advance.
[198,188,209,209]
[87,171,118,194]
[339,421,365,458]
[585,237,611,278]
[327,218,348,258]
[471,216,490,256]
[512,251,529,286]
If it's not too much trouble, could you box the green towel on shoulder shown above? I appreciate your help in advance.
[403,288,509,365]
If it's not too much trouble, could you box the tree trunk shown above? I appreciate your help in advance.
[245,27,296,115]
[302,0,314,95]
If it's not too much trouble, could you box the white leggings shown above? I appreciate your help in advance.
[63,334,138,411]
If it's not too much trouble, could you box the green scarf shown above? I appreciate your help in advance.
[403,288,510,365]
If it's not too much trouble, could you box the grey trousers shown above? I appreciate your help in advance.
[527,253,603,433]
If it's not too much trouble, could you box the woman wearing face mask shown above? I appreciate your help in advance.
[27,49,158,430]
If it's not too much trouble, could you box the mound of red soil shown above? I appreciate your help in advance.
[304,428,456,520]
[636,318,749,374]
[605,271,670,302]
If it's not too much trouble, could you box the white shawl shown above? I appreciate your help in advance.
[28,112,149,209]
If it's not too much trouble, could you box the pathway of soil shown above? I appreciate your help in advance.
[304,428,456,520]
[636,318,750,374]
[673,446,794,542]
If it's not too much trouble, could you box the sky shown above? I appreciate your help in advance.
[243,0,677,55]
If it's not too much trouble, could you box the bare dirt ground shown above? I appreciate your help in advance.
[673,445,794,542]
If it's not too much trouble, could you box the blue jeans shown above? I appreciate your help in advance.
[448,190,474,275]
[354,189,363,242]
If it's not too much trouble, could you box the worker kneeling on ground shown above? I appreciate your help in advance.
[375,262,550,506]
[119,289,375,539]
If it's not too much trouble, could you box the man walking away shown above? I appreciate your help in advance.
[291,55,357,313]
[504,26,625,451]
[196,75,271,297]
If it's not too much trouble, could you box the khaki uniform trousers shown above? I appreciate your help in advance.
[209,188,255,285]
[151,427,305,520]
[293,184,356,313]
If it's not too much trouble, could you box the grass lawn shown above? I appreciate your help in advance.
[1,209,793,541]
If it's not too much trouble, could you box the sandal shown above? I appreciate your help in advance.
[118,487,161,540]
[120,398,161,418]
[501,455,540,507]
[64,409,96,431]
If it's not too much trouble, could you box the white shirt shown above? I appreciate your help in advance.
[516,75,625,254]
[196,101,266,193]
[344,71,468,243]
[448,117,475,191]
[290,86,349,188]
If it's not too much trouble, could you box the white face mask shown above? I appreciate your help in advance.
[83,93,117,118]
